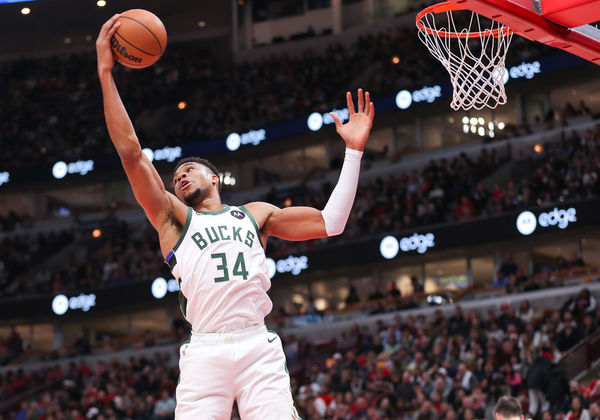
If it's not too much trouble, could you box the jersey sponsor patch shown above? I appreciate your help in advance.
[230,209,246,220]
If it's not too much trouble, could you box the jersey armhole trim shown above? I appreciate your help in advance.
[198,204,230,215]
[239,205,263,249]
[172,207,193,253]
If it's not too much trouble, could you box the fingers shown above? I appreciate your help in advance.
[100,14,121,37]
[330,112,342,131]
[369,102,375,126]
[357,88,364,113]
[364,91,371,116]
[346,91,355,115]
[108,21,121,39]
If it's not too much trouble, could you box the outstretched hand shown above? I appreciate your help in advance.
[330,88,375,151]
[96,14,121,73]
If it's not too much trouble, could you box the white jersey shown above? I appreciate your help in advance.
[165,205,273,333]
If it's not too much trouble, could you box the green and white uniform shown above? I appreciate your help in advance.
[165,205,300,420]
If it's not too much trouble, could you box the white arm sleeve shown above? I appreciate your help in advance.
[321,148,363,236]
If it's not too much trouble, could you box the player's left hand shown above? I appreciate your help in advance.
[330,88,375,151]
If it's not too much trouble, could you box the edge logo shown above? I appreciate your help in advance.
[265,255,308,278]
[307,108,349,132]
[395,85,442,110]
[52,293,96,315]
[111,36,142,64]
[142,146,182,163]
[503,61,541,84]
[380,233,436,259]
[52,160,94,179]
[226,129,267,151]
[516,207,577,235]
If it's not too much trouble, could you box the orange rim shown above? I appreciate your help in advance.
[416,1,513,39]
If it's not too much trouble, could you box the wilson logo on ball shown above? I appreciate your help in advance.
[111,36,142,64]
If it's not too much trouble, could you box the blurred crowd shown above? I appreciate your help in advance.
[0,352,179,420]
[0,221,168,299]
[0,229,74,298]
[0,15,554,171]
[266,123,600,256]
[1,288,599,419]
[2,122,600,298]
[283,290,600,420]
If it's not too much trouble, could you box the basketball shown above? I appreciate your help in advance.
[110,9,167,69]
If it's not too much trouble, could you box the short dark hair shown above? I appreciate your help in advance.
[494,396,522,419]
[173,157,220,190]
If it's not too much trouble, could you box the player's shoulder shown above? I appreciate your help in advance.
[241,202,279,229]
[242,201,278,212]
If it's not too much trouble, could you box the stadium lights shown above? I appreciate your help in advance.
[462,116,505,137]
[20,7,29,14]
[218,172,236,186]
[97,0,106,6]
[178,101,187,110]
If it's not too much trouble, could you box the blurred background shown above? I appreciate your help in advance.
[1,0,600,419]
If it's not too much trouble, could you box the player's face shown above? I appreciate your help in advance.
[173,163,218,205]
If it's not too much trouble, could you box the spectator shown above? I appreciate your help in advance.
[526,350,551,417]
[154,389,176,420]
[566,396,591,420]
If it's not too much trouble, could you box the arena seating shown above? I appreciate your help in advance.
[0,22,554,171]
[1,285,599,420]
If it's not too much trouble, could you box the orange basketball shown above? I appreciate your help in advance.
[111,9,167,69]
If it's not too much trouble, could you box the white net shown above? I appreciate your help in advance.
[417,5,514,110]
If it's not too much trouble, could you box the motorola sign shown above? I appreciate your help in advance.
[307,112,324,131]
[226,129,266,151]
[307,108,349,131]
[516,211,536,235]
[52,293,97,315]
[395,90,412,110]
[142,146,182,163]
[51,294,69,315]
[0,171,9,186]
[266,256,309,278]
[516,207,577,235]
[380,235,400,259]
[52,160,95,179]
[380,233,435,258]
[395,85,442,110]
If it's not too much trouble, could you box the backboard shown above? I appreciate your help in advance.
[450,0,600,63]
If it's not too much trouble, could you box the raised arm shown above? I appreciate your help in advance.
[96,15,186,233]
[246,89,374,242]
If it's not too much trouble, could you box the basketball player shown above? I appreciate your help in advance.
[96,15,374,419]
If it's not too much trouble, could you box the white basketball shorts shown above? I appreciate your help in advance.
[175,324,301,420]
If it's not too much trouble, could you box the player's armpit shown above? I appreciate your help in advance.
[244,202,327,241]
[120,148,188,230]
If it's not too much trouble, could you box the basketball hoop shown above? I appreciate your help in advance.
[416,2,514,111]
